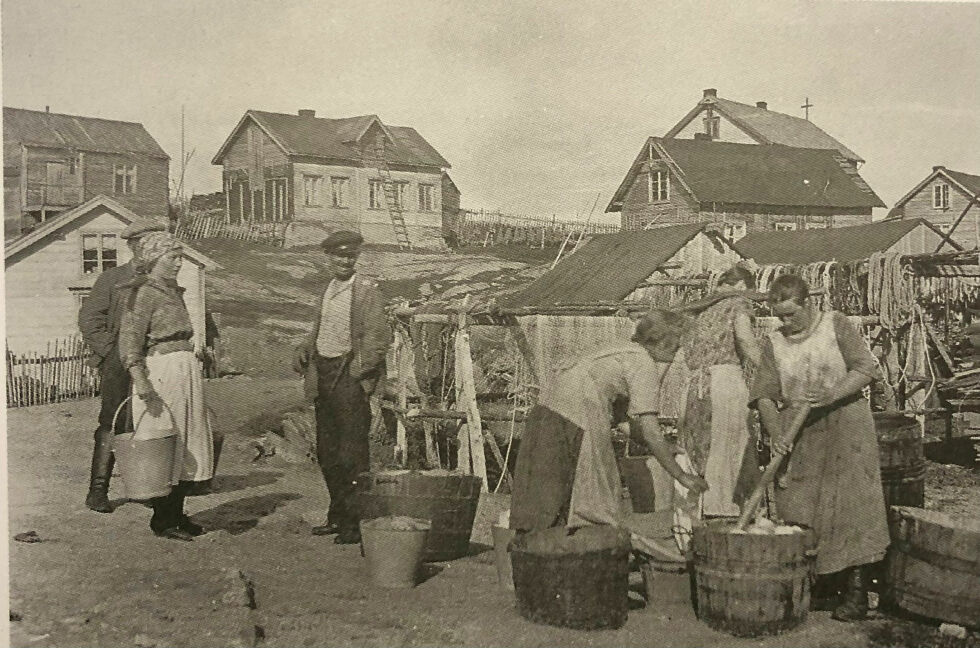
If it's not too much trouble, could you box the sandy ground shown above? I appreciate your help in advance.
[8,376,977,648]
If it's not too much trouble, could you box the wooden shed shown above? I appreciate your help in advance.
[4,196,220,355]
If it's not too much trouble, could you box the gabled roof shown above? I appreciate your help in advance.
[665,94,863,163]
[4,195,221,269]
[733,218,958,265]
[892,166,980,211]
[607,138,884,213]
[500,223,707,308]
[3,107,169,164]
[211,110,450,168]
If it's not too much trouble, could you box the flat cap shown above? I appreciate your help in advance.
[321,230,364,254]
[121,220,167,240]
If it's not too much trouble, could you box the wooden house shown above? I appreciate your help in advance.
[733,217,958,265]
[4,196,220,355]
[211,109,452,248]
[888,166,980,250]
[501,223,743,308]
[3,107,170,239]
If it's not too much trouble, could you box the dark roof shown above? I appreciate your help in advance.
[945,169,980,197]
[733,218,939,265]
[665,94,863,163]
[500,223,704,308]
[212,111,449,168]
[607,138,884,212]
[3,107,169,163]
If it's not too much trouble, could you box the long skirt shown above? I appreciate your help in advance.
[130,350,214,484]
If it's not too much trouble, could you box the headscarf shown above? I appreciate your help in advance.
[632,309,689,346]
[135,231,181,272]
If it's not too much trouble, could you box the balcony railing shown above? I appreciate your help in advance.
[25,183,84,207]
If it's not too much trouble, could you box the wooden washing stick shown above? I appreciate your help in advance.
[735,403,812,531]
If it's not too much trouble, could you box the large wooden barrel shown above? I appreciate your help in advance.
[691,521,817,637]
[885,506,980,628]
[356,470,482,562]
[874,412,926,509]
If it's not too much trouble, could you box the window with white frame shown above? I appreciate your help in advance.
[113,164,136,194]
[647,170,669,202]
[703,115,720,139]
[330,177,349,208]
[804,220,827,230]
[392,181,407,209]
[81,233,118,274]
[418,184,434,211]
[934,222,952,234]
[723,221,747,241]
[933,183,950,209]
[303,175,322,206]
[774,222,798,231]
[368,179,385,209]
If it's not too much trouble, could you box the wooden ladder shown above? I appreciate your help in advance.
[376,157,412,250]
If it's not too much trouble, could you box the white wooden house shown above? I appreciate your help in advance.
[4,196,220,355]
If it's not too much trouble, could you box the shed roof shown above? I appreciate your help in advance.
[4,195,220,269]
[665,94,863,163]
[211,110,450,168]
[3,107,169,163]
[891,166,980,213]
[733,218,954,265]
[607,138,884,212]
[500,223,705,307]
[946,169,980,197]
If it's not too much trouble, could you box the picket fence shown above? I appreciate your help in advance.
[6,335,101,408]
[175,210,287,246]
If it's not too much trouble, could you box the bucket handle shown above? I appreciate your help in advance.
[111,395,179,449]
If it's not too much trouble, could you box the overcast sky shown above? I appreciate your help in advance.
[2,0,978,223]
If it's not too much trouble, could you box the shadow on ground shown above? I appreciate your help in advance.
[192,492,303,535]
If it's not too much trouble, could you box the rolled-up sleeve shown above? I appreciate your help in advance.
[625,354,665,417]
[749,338,782,406]
[118,288,154,370]
[833,312,878,380]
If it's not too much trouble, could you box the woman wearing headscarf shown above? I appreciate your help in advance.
[676,264,763,518]
[510,309,708,534]
[118,231,215,541]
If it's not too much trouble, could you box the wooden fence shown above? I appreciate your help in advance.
[450,209,620,247]
[6,336,101,408]
[175,210,288,246]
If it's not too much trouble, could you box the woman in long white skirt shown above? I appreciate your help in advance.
[118,231,214,541]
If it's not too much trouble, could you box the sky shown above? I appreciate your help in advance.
[2,0,978,224]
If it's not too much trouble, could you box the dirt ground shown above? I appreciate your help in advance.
[7,375,979,648]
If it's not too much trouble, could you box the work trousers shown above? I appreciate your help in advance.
[314,355,371,534]
[90,346,131,485]
[150,481,189,532]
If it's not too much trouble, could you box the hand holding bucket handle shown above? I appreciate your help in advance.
[735,403,812,531]
[111,394,180,448]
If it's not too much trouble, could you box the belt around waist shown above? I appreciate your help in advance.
[146,340,194,356]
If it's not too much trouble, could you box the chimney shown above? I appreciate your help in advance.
[703,88,717,99]
[756,101,768,110]
[694,132,711,141]
[933,165,945,172]
[298,109,316,118]
[45,105,50,113]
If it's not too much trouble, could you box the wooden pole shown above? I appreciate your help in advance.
[453,298,488,490]
[394,327,410,466]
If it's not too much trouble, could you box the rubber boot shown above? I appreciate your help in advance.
[85,432,115,513]
[832,565,869,621]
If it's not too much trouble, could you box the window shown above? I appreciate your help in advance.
[392,182,407,209]
[369,179,385,209]
[647,170,669,202]
[934,223,952,234]
[81,233,118,274]
[330,177,350,208]
[933,183,950,209]
[804,220,827,230]
[113,164,136,194]
[723,222,747,241]
[303,175,322,206]
[703,115,720,139]
[773,222,798,231]
[418,184,435,211]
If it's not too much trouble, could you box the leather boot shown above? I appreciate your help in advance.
[832,565,869,621]
[85,432,115,513]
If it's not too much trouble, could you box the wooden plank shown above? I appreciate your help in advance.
[454,308,488,490]
[394,328,409,466]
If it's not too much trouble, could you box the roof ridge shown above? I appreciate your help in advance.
[3,106,147,127]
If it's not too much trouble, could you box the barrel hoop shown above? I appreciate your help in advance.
[879,464,927,478]
[890,543,980,576]
[695,565,812,581]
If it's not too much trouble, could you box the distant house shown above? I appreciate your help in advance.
[3,107,170,239]
[4,196,220,355]
[441,171,462,239]
[664,88,865,166]
[606,137,884,236]
[889,166,980,250]
[734,217,958,266]
[501,223,742,308]
[211,109,452,248]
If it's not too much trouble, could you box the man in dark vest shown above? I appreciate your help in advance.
[293,231,391,544]
[78,220,166,512]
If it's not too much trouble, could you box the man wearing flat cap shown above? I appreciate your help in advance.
[78,219,167,513]
[294,230,391,544]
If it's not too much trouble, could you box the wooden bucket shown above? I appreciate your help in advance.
[691,521,817,637]
[874,412,926,509]
[885,506,980,629]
